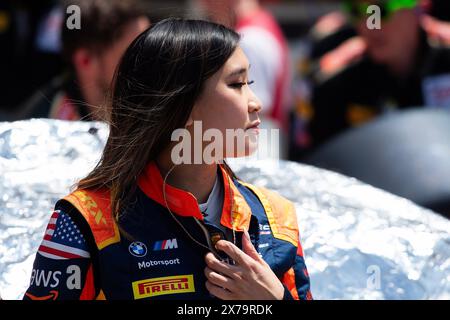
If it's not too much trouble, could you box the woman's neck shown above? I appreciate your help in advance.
[156,153,218,204]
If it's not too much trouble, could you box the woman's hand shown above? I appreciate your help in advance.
[204,230,285,300]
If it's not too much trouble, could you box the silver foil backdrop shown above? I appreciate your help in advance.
[0,119,449,299]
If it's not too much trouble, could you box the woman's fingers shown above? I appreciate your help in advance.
[204,239,285,300]
[204,252,242,280]
[214,240,252,268]
[242,229,263,262]
[204,266,236,291]
[205,281,234,300]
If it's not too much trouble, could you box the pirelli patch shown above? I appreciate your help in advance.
[132,274,195,299]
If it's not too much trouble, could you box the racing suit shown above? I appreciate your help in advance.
[23,162,312,300]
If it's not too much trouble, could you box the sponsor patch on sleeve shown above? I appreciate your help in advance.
[38,210,90,260]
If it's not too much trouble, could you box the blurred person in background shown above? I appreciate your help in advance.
[0,0,63,120]
[17,0,150,121]
[197,0,292,158]
[290,0,450,159]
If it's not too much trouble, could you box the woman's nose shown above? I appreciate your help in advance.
[248,96,262,113]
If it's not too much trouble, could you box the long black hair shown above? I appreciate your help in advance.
[77,18,241,221]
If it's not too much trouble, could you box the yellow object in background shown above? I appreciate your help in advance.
[0,11,10,34]
[346,103,377,126]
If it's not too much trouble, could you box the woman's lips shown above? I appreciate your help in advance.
[246,126,260,135]
[246,120,261,131]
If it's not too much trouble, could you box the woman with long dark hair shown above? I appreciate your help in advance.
[24,18,312,300]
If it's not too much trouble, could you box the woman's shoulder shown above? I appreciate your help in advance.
[238,181,294,209]
[59,188,112,223]
[56,188,120,249]
[238,181,299,247]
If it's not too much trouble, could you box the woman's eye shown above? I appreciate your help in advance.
[229,82,246,89]
[229,80,254,89]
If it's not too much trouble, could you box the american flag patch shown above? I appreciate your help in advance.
[38,210,90,260]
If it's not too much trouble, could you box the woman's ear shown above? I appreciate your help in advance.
[187,102,201,128]
[185,114,194,128]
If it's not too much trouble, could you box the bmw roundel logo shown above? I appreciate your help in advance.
[128,241,147,257]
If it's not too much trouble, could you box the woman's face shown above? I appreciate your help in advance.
[190,46,262,159]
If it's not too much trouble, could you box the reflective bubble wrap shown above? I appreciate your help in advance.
[1,119,449,300]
